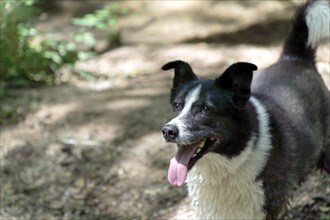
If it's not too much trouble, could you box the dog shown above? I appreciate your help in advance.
[161,0,330,219]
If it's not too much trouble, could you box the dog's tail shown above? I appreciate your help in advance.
[281,0,330,63]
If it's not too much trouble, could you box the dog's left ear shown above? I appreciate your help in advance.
[215,62,257,106]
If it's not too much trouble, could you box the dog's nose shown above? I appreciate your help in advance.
[162,124,178,142]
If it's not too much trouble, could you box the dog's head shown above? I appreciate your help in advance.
[161,60,257,186]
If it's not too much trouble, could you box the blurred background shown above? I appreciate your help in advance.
[1,0,329,219]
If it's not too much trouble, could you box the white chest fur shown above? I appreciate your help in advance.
[186,97,272,219]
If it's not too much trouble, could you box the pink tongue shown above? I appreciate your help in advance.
[167,144,200,186]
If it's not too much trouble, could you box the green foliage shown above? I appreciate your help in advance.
[72,3,126,50]
[72,3,127,32]
[0,2,126,90]
[72,4,120,30]
[0,1,126,123]
[0,0,78,90]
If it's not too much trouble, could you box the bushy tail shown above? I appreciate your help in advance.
[281,0,330,62]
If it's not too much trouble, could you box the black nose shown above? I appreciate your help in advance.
[162,124,179,142]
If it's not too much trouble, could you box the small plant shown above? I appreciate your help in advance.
[0,1,127,124]
[72,3,127,51]
[0,0,78,123]
[0,0,78,90]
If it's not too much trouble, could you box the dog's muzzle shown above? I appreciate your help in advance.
[162,124,178,142]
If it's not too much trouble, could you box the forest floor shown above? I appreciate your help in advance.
[1,1,330,219]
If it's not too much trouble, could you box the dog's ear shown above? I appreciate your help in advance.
[215,62,257,106]
[162,60,198,89]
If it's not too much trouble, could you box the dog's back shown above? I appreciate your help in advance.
[252,0,330,217]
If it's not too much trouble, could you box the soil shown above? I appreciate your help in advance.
[1,1,330,220]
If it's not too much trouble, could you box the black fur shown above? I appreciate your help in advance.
[161,60,198,103]
[281,1,316,62]
[253,60,330,218]
[215,62,257,106]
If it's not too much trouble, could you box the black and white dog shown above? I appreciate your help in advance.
[161,0,330,219]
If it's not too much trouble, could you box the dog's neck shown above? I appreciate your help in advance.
[186,96,272,219]
[211,97,260,158]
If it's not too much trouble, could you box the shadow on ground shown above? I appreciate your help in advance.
[1,68,198,219]
[184,18,291,46]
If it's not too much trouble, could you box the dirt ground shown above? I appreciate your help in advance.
[1,1,330,219]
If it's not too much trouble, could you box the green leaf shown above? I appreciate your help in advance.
[77,51,96,60]
[319,206,330,212]
[108,18,117,26]
[65,42,76,51]
[44,51,62,64]
[95,23,107,30]
[74,32,96,46]
[23,0,36,6]
[96,9,109,18]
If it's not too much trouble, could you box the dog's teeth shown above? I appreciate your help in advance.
[210,137,215,141]
[196,148,201,153]
[193,153,197,158]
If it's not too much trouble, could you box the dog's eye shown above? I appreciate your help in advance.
[173,102,183,112]
[201,106,213,114]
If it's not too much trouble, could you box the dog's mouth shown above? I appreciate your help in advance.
[167,137,219,186]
